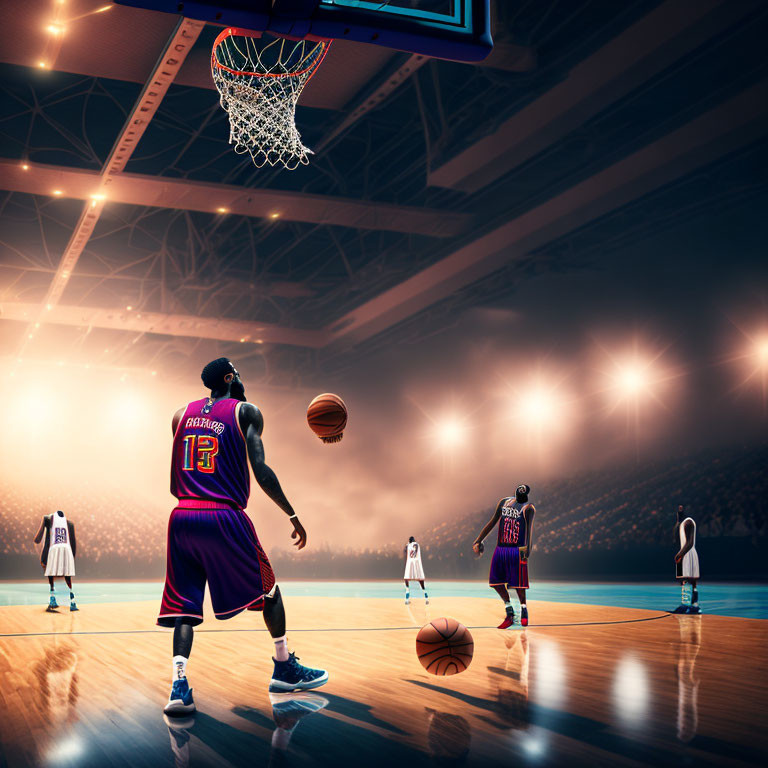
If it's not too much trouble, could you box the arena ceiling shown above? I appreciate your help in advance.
[0,0,767,387]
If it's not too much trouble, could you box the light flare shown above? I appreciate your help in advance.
[433,417,466,447]
[723,326,768,408]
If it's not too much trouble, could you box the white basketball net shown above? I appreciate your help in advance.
[212,31,330,170]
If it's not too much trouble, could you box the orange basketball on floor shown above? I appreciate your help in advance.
[307,393,347,444]
[416,618,474,676]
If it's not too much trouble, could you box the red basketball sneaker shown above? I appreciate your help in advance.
[520,606,529,627]
[497,612,515,629]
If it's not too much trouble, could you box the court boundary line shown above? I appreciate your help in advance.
[0,612,673,638]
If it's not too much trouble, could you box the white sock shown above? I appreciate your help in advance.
[274,636,289,662]
[520,602,527,609]
[172,655,188,681]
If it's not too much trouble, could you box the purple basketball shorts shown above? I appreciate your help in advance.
[489,545,529,589]
[158,499,276,627]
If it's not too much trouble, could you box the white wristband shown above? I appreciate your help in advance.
[288,514,297,519]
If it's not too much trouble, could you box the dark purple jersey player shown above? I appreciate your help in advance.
[473,484,536,629]
[159,358,328,716]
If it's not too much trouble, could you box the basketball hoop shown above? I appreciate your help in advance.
[211,28,330,170]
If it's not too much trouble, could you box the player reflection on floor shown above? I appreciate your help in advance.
[675,615,701,743]
[164,693,329,768]
[34,645,79,723]
[484,633,530,732]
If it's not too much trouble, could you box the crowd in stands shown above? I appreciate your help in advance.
[0,482,168,566]
[412,442,768,563]
[2,443,765,579]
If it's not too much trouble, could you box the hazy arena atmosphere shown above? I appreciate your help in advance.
[1,1,767,767]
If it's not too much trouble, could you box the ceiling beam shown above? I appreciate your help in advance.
[0,159,474,237]
[42,17,205,310]
[15,17,205,359]
[428,0,760,194]
[1,302,330,349]
[325,78,768,346]
[6,78,765,354]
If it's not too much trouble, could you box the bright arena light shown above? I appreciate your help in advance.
[754,336,768,368]
[505,372,576,443]
[725,328,768,406]
[594,341,682,438]
[602,353,669,406]
[434,417,466,446]
[409,396,473,464]
[517,388,552,421]
[615,362,649,397]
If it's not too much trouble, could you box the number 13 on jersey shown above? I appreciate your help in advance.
[182,435,219,473]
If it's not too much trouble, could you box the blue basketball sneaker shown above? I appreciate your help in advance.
[46,594,58,612]
[164,677,196,715]
[269,653,328,693]
[69,601,79,612]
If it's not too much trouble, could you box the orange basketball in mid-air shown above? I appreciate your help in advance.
[307,393,347,444]
[416,618,474,676]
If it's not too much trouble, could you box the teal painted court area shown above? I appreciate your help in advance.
[1,580,766,619]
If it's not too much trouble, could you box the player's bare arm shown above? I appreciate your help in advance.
[69,522,77,558]
[520,504,535,561]
[473,499,503,555]
[33,516,46,544]
[239,402,306,549]
[675,518,695,563]
[35,515,51,567]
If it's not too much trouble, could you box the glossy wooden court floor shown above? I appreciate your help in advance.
[0,595,766,767]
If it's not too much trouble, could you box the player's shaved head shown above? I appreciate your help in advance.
[409,536,415,542]
[515,484,530,503]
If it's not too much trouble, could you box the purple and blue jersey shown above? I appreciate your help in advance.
[170,398,250,509]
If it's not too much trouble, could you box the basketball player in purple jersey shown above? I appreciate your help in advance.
[159,357,327,715]
[473,485,535,629]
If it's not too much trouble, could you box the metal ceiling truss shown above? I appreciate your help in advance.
[1,1,766,387]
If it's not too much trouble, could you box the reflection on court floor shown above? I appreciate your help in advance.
[0,596,765,767]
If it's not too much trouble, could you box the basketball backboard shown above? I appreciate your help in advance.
[114,0,493,61]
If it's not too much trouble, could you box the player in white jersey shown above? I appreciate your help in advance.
[33,510,78,612]
[403,536,429,605]
[673,505,700,614]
